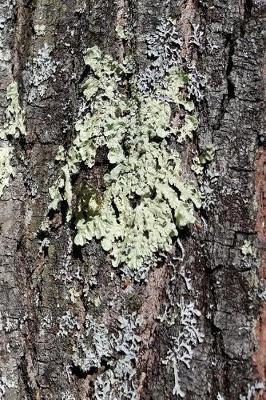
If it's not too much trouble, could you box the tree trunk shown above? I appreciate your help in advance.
[0,0,265,399]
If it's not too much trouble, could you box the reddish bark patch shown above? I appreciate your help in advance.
[254,147,266,398]
[136,264,169,398]
[179,0,196,59]
[116,0,126,63]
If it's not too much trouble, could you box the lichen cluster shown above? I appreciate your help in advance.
[160,261,204,398]
[27,43,57,102]
[241,240,256,257]
[191,144,215,175]
[163,297,204,397]
[0,146,13,197]
[138,18,181,92]
[72,312,141,399]
[45,18,207,400]
[0,81,26,197]
[50,44,200,271]
[0,82,26,140]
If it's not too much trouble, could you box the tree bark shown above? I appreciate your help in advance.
[0,0,265,399]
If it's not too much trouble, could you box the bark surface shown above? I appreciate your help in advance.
[0,0,265,399]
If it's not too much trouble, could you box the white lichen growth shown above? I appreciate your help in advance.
[0,146,13,197]
[0,375,15,399]
[50,46,200,271]
[0,1,14,69]
[61,391,76,400]
[94,314,141,400]
[0,81,26,140]
[57,311,80,337]
[162,297,204,398]
[259,289,266,300]
[241,240,256,257]
[239,382,265,400]
[0,81,26,198]
[34,24,46,36]
[187,64,206,102]
[27,43,57,102]
[189,24,203,49]
[160,261,204,398]
[199,169,219,210]
[138,19,181,92]
[73,315,112,371]
[191,144,216,175]
[73,312,141,400]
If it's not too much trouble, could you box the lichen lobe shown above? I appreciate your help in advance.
[50,44,200,273]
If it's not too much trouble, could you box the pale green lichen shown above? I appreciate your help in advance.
[115,25,126,39]
[115,25,133,41]
[241,240,256,257]
[0,81,26,140]
[0,146,13,197]
[0,81,26,198]
[50,46,200,271]
[34,24,46,36]
[191,145,216,175]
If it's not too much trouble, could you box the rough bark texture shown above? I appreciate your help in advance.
[0,0,265,399]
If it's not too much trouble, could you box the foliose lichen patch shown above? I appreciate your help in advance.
[45,18,209,400]
[160,261,204,398]
[0,81,26,140]
[72,312,141,399]
[0,146,13,197]
[0,81,26,197]
[49,43,200,272]
[27,43,57,102]
[241,240,256,257]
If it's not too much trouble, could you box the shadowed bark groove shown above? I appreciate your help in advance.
[255,147,266,398]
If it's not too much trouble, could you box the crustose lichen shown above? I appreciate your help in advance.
[0,81,26,197]
[49,46,200,271]
[0,146,13,198]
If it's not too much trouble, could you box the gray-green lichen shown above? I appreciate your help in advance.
[0,81,26,140]
[27,43,57,102]
[239,382,265,400]
[138,19,181,92]
[72,312,141,399]
[49,45,200,271]
[46,19,207,400]
[241,240,256,257]
[0,81,26,197]
[163,297,204,397]
[0,375,15,398]
[161,263,204,398]
[0,146,13,197]
[191,145,216,175]
[34,23,46,36]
